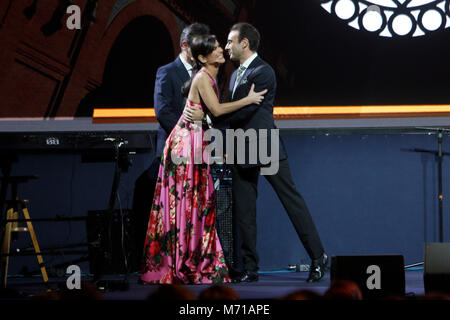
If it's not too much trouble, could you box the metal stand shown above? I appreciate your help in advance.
[404,127,450,269]
[0,176,48,288]
[411,127,450,242]
[93,137,131,292]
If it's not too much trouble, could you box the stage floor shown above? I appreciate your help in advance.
[1,269,425,300]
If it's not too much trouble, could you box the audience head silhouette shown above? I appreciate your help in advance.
[146,284,196,300]
[282,289,321,300]
[199,285,240,300]
[31,281,103,301]
[324,280,363,300]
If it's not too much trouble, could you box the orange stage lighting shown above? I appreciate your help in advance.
[92,105,450,124]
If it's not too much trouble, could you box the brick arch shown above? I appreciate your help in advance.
[91,0,182,82]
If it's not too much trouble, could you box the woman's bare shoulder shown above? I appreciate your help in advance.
[192,71,209,86]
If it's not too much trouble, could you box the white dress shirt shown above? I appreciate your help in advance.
[179,54,193,77]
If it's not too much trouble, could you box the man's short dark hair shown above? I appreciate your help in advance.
[180,23,210,48]
[230,22,260,52]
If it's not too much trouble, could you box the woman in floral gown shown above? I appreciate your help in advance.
[140,34,267,284]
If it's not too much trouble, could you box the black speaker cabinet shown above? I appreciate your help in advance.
[424,242,450,294]
[331,255,405,299]
[211,165,235,268]
[86,210,137,275]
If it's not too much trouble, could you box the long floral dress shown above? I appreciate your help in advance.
[140,70,230,284]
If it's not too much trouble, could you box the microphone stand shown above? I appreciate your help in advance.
[94,137,130,292]
[403,127,450,269]
[413,127,450,243]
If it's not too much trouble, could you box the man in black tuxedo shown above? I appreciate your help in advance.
[132,23,209,271]
[222,23,328,283]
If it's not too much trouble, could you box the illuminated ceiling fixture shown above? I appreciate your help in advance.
[320,0,450,37]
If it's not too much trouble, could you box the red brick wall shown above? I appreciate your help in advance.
[0,0,180,117]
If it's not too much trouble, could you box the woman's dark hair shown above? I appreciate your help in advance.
[181,34,217,97]
[230,22,260,52]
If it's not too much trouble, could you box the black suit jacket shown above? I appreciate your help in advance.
[215,56,287,167]
[154,57,190,156]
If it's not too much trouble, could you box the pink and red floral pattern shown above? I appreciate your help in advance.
[141,73,229,284]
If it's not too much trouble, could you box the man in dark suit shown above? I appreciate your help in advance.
[132,23,209,271]
[222,23,328,283]
[154,23,210,157]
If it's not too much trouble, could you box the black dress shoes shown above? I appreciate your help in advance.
[307,253,329,283]
[232,271,259,283]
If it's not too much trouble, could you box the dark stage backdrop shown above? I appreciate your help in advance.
[0,0,449,119]
[5,132,449,274]
[257,132,448,269]
[2,0,450,275]
[84,0,450,109]
[250,1,450,106]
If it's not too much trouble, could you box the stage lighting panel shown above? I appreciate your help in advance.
[320,0,450,37]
